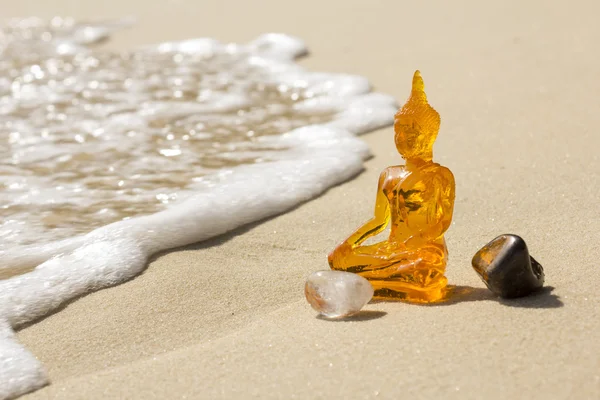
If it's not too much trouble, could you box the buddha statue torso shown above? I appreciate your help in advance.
[382,162,454,248]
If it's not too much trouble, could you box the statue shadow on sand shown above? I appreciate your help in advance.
[378,285,563,309]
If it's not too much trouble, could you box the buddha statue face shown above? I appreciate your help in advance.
[394,71,440,163]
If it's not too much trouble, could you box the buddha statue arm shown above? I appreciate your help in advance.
[343,170,391,248]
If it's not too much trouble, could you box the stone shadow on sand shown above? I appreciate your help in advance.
[419,285,563,309]
[316,310,387,322]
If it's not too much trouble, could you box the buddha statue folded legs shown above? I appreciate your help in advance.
[329,238,449,302]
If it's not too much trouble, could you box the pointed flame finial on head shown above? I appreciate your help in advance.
[393,70,441,162]
[397,70,432,114]
[410,70,427,101]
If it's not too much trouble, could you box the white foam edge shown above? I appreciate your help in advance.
[0,321,47,400]
[5,17,136,56]
[146,32,307,61]
[0,31,397,399]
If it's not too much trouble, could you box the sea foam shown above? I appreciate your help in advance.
[0,18,396,399]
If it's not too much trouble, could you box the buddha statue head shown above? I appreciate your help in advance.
[394,70,441,163]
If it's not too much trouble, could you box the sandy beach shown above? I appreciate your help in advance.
[4,0,600,398]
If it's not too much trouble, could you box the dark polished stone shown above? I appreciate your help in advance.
[471,234,545,298]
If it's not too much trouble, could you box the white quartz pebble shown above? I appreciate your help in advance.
[304,270,374,318]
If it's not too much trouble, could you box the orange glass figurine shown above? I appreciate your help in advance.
[328,70,455,303]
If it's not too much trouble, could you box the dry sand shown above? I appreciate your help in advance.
[4,0,600,398]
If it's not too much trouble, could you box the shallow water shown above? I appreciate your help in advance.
[0,18,335,249]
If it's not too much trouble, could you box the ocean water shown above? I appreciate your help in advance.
[0,18,396,399]
[0,17,337,249]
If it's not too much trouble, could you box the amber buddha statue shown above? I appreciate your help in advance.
[328,70,456,303]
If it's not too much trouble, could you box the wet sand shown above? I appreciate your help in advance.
[6,0,600,398]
